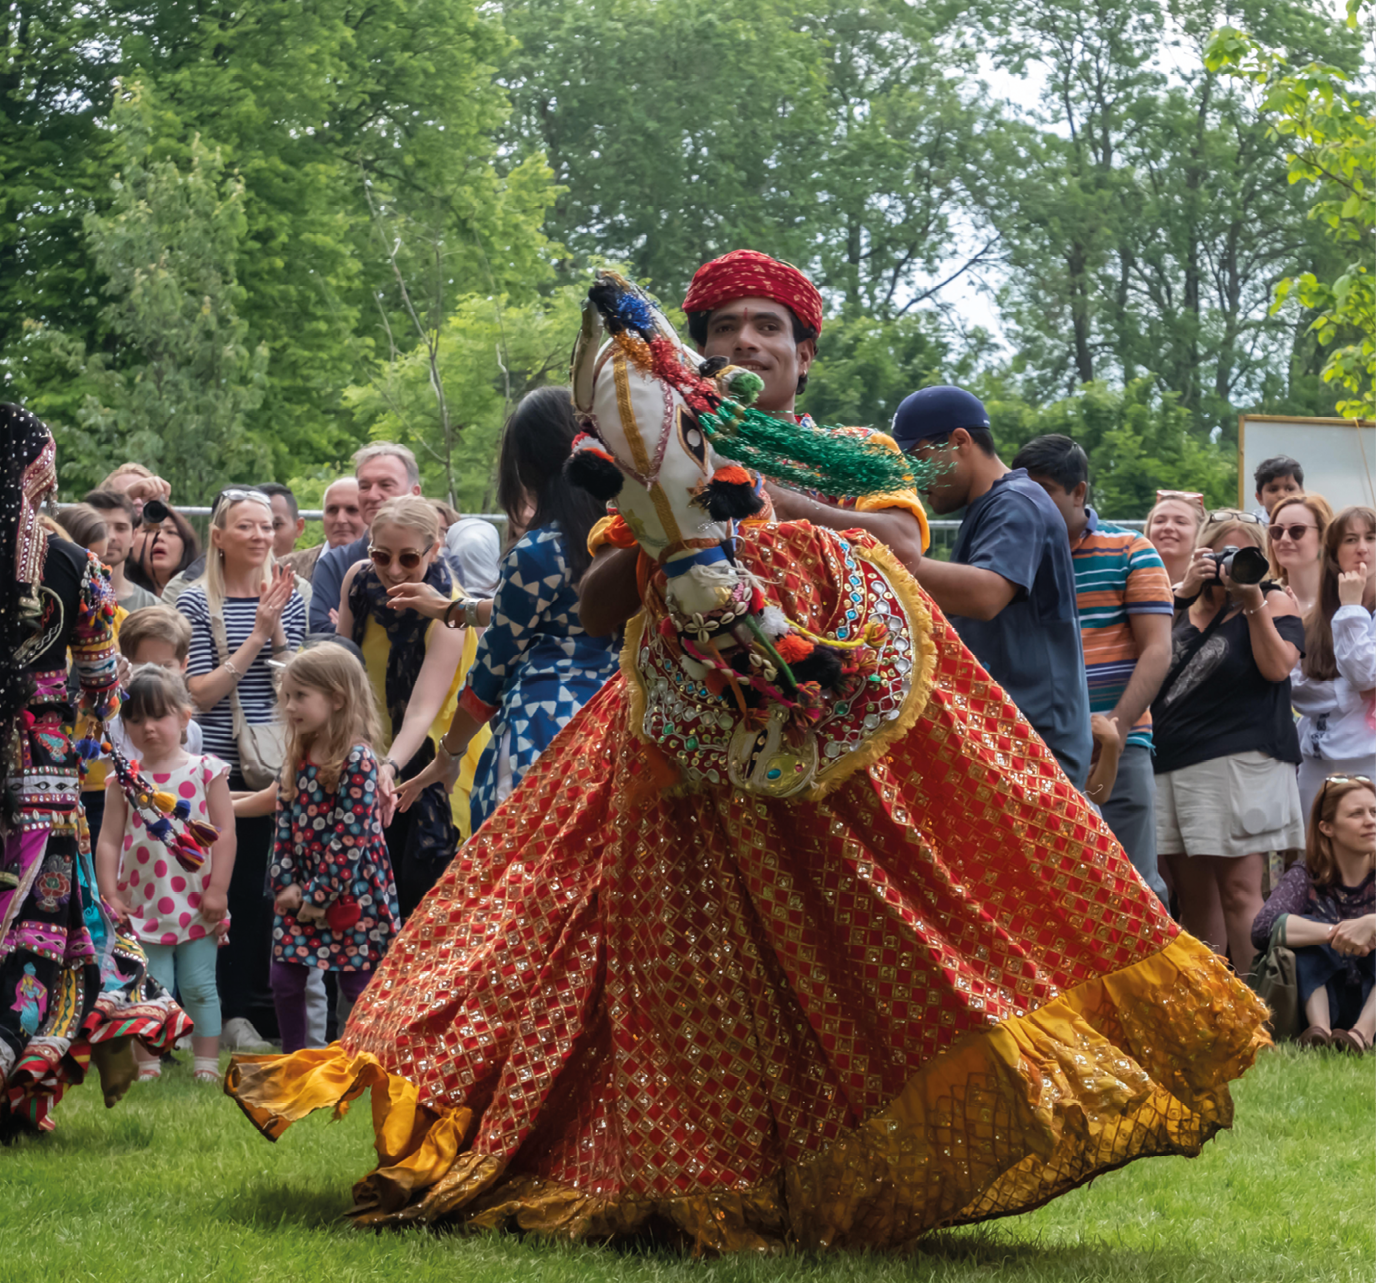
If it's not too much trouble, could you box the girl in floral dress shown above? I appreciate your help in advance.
[267,646,398,1053]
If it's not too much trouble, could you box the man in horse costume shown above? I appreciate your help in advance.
[581,251,925,639]
[226,259,1267,1254]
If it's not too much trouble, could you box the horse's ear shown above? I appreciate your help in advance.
[571,298,603,413]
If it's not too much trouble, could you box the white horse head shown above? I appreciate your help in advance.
[566,270,917,712]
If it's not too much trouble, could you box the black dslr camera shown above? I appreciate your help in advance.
[140,498,169,525]
[1207,543,1268,586]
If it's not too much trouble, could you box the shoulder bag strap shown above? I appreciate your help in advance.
[1158,597,1231,705]
[207,609,250,743]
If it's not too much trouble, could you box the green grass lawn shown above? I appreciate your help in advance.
[2,1045,1370,1283]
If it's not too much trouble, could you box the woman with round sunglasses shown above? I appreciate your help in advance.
[1265,492,1332,620]
[1291,505,1376,819]
[393,387,619,839]
[177,489,307,1047]
[1150,509,1305,975]
[337,495,487,920]
[1252,775,1375,1052]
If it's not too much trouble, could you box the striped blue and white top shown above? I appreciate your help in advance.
[177,585,307,774]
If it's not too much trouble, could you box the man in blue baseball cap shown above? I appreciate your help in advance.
[895,386,1093,792]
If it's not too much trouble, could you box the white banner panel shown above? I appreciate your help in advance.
[1239,415,1376,513]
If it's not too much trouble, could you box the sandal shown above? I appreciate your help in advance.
[136,1064,162,1082]
[1329,1028,1371,1055]
[192,1069,222,1085]
[1297,1025,1332,1048]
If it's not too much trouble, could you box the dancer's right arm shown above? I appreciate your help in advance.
[578,544,642,636]
[95,779,131,921]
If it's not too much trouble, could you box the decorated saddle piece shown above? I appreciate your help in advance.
[225,274,1268,1252]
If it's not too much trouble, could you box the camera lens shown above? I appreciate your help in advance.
[1224,545,1269,586]
[141,498,169,525]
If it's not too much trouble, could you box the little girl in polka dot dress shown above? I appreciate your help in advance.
[95,666,236,1084]
[268,644,399,1053]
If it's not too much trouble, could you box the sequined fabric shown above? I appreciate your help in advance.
[227,525,1268,1250]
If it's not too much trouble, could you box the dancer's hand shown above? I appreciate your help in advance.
[397,755,459,812]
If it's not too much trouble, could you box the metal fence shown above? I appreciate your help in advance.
[166,508,1142,561]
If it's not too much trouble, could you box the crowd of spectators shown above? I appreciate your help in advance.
[48,390,1374,1058]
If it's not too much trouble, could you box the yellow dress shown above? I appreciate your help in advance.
[360,611,489,842]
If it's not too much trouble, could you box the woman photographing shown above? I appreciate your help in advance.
[1151,510,1306,975]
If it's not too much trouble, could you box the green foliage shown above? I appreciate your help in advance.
[984,378,1238,514]
[344,286,586,511]
[38,82,270,501]
[1207,6,1376,419]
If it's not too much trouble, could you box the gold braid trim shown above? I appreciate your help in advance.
[224,933,1267,1253]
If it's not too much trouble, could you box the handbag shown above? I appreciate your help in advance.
[208,611,286,790]
[1248,915,1299,1041]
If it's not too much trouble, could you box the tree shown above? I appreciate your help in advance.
[345,285,585,511]
[1207,3,1376,418]
[59,82,269,501]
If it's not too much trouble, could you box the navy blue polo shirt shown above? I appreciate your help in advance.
[949,469,1092,790]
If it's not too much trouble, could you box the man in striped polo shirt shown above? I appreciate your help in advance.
[1015,436,1173,903]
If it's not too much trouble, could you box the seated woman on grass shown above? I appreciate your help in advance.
[1252,775,1375,1052]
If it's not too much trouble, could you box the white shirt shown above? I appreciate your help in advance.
[1290,604,1376,763]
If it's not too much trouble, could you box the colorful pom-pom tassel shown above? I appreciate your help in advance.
[187,820,220,847]
[147,818,174,841]
[173,798,191,821]
[152,791,176,814]
[774,633,816,665]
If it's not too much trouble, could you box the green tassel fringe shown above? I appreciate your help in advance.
[697,403,934,498]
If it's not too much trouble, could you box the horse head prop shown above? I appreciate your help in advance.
[566,271,928,766]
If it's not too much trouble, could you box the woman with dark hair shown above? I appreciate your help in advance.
[394,385,619,834]
[1291,505,1376,819]
[128,503,201,598]
[0,405,190,1131]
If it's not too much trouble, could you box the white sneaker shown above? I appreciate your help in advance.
[219,1017,271,1051]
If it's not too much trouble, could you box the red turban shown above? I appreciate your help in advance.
[682,249,824,337]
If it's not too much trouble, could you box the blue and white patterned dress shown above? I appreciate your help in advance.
[461,525,619,832]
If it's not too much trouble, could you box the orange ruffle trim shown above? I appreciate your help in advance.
[226,932,1267,1252]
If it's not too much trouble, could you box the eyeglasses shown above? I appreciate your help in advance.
[1318,774,1375,808]
[217,488,271,509]
[1204,509,1264,526]
[1155,489,1205,513]
[368,547,424,570]
[1268,522,1317,542]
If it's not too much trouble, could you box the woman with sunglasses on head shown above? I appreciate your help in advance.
[1144,490,1205,598]
[392,387,620,841]
[177,489,307,1047]
[337,495,487,920]
[1151,509,1306,975]
[127,502,202,599]
[1252,775,1376,1052]
[1291,506,1376,819]
[1266,492,1333,621]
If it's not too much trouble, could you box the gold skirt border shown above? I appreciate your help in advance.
[224,932,1268,1253]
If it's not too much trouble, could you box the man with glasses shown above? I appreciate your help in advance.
[1013,435,1174,902]
[894,387,1093,793]
[309,444,423,633]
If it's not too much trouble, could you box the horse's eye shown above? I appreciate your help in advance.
[677,405,709,473]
